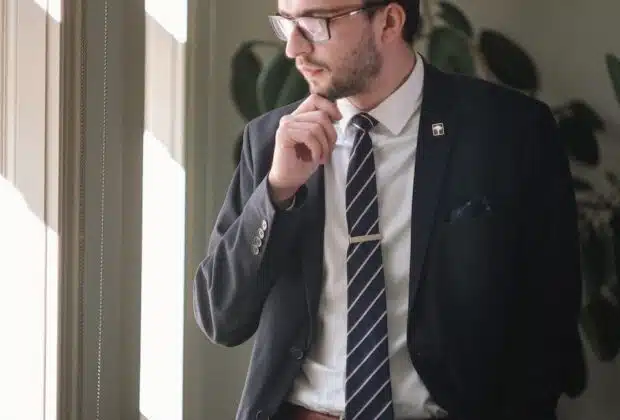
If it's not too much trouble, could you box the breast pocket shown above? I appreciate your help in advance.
[432,196,516,310]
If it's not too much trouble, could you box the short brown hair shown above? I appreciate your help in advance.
[363,0,420,43]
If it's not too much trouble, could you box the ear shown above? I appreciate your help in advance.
[378,2,406,43]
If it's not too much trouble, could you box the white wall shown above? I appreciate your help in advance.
[202,0,620,418]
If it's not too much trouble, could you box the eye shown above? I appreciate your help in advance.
[297,17,328,39]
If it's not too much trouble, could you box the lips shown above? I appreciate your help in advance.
[298,60,324,74]
[301,67,324,77]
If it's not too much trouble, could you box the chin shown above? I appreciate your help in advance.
[309,82,330,98]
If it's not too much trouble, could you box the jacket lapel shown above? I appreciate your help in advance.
[409,62,459,306]
[300,165,326,349]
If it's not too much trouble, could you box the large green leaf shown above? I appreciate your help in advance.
[557,113,600,165]
[275,65,309,108]
[613,283,620,308]
[257,50,298,113]
[428,27,475,76]
[567,100,605,131]
[605,171,620,189]
[606,53,620,106]
[581,222,609,299]
[573,177,594,191]
[479,30,538,92]
[438,1,474,38]
[611,209,620,294]
[581,293,620,361]
[231,42,263,121]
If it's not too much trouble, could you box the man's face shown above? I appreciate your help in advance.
[277,0,383,100]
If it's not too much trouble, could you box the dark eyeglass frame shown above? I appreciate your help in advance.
[268,0,392,44]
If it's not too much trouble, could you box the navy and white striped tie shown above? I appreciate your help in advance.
[344,113,395,420]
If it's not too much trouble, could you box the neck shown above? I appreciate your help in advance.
[348,47,417,111]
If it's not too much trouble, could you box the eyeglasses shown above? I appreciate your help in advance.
[268,1,391,44]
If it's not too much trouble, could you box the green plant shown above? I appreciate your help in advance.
[229,1,620,364]
[425,1,620,363]
[230,41,309,162]
[420,0,539,93]
[575,54,620,362]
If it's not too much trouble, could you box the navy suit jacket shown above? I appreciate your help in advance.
[193,61,585,420]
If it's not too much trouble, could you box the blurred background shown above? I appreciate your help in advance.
[0,0,617,419]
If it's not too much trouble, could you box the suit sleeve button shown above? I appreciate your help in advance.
[255,410,270,419]
[290,347,304,360]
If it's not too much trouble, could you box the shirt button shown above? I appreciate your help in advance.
[252,236,262,247]
[257,228,265,239]
[290,346,304,360]
[251,245,260,256]
[261,220,268,230]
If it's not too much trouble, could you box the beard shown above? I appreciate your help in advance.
[305,31,382,101]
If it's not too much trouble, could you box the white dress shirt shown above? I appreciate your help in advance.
[288,56,446,419]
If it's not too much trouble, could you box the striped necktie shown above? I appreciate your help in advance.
[344,113,395,420]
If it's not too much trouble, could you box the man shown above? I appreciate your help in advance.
[193,0,585,419]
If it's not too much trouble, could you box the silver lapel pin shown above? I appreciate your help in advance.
[432,123,445,137]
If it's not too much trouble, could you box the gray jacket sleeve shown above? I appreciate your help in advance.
[193,118,304,347]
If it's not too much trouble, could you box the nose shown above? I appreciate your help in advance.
[285,26,312,59]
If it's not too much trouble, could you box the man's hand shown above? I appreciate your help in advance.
[268,94,342,204]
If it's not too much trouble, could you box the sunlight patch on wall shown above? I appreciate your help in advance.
[139,130,186,420]
[0,175,57,420]
[145,0,187,43]
[31,0,61,22]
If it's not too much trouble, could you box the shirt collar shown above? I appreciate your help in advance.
[335,52,425,137]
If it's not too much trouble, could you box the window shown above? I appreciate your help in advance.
[0,0,60,419]
[7,0,217,417]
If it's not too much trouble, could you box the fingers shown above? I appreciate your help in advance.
[290,111,338,149]
[278,95,342,165]
[285,126,324,163]
[293,94,342,122]
[280,118,332,164]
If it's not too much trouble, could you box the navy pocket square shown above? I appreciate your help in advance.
[449,196,492,223]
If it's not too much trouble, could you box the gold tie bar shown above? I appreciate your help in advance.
[349,233,382,244]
